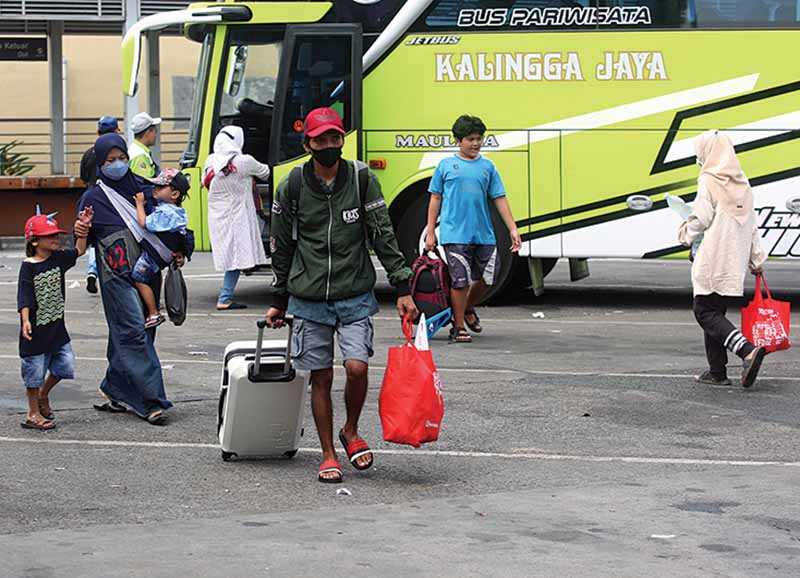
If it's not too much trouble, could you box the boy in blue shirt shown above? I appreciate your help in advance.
[133,169,190,328]
[425,115,521,343]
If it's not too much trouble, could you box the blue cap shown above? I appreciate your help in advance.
[97,116,119,134]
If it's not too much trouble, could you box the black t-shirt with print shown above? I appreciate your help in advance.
[17,249,78,357]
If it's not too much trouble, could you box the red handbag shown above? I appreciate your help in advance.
[741,273,791,353]
[379,319,444,448]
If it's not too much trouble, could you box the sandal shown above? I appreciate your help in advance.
[464,308,482,333]
[742,347,766,388]
[142,410,168,426]
[21,418,56,431]
[38,398,54,420]
[144,313,165,329]
[318,459,343,484]
[216,302,247,311]
[449,326,472,343]
[93,401,127,413]
[338,430,374,471]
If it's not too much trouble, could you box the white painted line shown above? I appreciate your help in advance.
[1,435,798,468]
[0,309,703,325]
[664,111,800,163]
[0,354,520,375]
[1,310,798,330]
[371,316,700,326]
[1,353,796,381]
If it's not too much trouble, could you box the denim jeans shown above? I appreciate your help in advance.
[98,269,172,417]
[86,246,98,278]
[217,270,240,305]
[20,341,75,389]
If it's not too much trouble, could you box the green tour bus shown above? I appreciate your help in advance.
[122,0,800,297]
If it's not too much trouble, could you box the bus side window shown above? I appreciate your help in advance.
[694,0,800,25]
[598,1,692,27]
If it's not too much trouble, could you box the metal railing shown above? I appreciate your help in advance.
[0,116,190,177]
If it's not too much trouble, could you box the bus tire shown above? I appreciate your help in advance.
[394,192,514,302]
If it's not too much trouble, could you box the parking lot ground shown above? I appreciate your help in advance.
[1,252,799,577]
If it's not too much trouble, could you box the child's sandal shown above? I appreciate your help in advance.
[38,399,54,420]
[449,327,472,343]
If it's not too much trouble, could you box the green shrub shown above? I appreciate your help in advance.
[0,140,35,176]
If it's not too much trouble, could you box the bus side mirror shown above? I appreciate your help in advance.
[225,45,248,97]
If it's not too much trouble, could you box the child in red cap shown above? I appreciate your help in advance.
[17,207,93,430]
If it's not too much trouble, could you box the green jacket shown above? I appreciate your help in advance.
[128,140,157,179]
[270,159,412,309]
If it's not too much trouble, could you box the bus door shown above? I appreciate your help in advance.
[269,24,363,185]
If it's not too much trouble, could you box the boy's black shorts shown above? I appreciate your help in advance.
[443,243,498,289]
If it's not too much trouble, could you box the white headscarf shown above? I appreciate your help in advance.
[694,130,753,225]
[205,125,244,176]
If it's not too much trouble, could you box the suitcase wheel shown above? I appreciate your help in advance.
[221,450,237,462]
[283,449,298,459]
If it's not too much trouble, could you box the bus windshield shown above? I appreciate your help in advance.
[181,30,214,168]
[215,27,284,164]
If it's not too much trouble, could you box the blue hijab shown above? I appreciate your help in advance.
[78,133,154,243]
[94,133,149,199]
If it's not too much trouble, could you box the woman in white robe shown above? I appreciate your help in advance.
[203,126,270,310]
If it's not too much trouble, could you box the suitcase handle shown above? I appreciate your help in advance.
[255,315,293,375]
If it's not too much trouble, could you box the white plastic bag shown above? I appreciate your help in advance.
[414,313,429,351]
[666,194,701,258]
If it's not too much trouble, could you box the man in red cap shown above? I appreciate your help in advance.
[267,107,417,483]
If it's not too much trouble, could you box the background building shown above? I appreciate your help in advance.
[0,0,200,176]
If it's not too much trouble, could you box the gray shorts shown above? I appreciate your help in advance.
[443,244,498,289]
[291,317,374,371]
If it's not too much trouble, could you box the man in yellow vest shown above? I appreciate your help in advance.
[128,112,162,178]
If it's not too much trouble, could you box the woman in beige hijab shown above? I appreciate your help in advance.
[679,130,767,388]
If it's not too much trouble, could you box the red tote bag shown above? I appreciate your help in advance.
[379,319,444,448]
[741,273,791,354]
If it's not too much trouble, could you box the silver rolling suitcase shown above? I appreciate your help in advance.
[217,318,308,461]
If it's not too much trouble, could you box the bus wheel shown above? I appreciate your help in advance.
[395,193,514,302]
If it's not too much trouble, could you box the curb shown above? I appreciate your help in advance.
[0,236,25,250]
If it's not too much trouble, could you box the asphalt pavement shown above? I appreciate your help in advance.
[1,251,799,578]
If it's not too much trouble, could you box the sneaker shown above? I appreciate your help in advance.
[86,275,98,294]
[741,347,766,388]
[144,314,165,329]
[695,371,731,386]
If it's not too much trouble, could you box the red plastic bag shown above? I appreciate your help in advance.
[741,273,791,353]
[379,319,444,447]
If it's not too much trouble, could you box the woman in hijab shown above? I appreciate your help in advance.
[679,130,768,388]
[203,125,270,310]
[75,133,174,425]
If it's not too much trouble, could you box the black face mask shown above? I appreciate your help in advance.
[311,146,342,168]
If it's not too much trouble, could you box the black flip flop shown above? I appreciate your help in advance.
[216,302,247,311]
[742,347,766,388]
[449,326,472,343]
[142,411,168,426]
[464,309,482,333]
[93,401,127,413]
[21,419,55,431]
